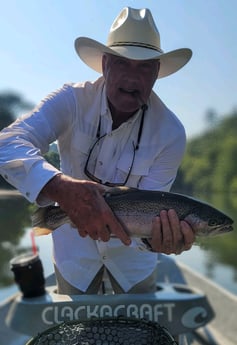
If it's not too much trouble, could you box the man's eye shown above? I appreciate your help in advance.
[140,63,153,70]
[114,59,127,67]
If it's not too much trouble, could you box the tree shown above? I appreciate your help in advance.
[213,135,237,192]
[0,91,33,130]
[205,108,219,129]
[173,111,237,194]
[0,91,34,188]
[44,149,60,170]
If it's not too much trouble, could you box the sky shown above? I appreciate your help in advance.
[1,0,236,138]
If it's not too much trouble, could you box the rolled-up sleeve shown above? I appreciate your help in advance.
[0,84,76,203]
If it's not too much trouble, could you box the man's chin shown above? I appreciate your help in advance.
[117,93,141,110]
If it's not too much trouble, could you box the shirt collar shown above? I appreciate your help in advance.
[100,84,109,117]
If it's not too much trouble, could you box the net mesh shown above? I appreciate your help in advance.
[26,318,177,345]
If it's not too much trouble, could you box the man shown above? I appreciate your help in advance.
[0,7,194,294]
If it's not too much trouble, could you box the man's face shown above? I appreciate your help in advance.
[102,54,160,114]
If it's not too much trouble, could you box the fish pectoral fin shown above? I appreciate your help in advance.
[33,226,52,236]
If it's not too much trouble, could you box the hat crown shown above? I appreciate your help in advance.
[107,7,163,53]
[74,6,192,78]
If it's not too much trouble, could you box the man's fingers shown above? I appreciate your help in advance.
[108,215,131,246]
[75,204,131,245]
[77,229,88,238]
[150,216,162,252]
[159,210,173,254]
[94,190,131,245]
[181,221,195,250]
[167,209,184,253]
[150,209,195,254]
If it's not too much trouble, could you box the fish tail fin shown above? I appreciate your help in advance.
[31,207,51,236]
[33,226,52,236]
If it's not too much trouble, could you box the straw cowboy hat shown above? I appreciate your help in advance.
[75,7,192,79]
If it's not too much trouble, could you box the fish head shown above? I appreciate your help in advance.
[184,204,234,237]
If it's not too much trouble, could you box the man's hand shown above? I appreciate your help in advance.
[149,209,195,254]
[40,174,131,245]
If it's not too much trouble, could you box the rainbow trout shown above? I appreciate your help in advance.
[32,187,233,237]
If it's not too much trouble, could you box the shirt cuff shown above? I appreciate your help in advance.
[20,160,62,205]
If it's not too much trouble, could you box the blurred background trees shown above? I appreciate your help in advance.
[172,111,237,194]
[0,92,33,188]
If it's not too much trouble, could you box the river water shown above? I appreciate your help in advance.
[0,191,236,301]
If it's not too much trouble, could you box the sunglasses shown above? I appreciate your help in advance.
[84,104,147,187]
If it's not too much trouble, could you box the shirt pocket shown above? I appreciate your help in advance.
[116,147,155,178]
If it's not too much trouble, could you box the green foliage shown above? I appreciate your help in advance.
[212,135,237,192]
[0,91,34,188]
[0,91,33,130]
[44,149,60,170]
[173,111,237,194]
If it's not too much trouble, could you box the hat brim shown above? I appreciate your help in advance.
[75,37,192,79]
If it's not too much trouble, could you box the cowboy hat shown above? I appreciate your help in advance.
[75,7,192,79]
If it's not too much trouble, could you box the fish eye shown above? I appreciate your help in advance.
[208,219,218,227]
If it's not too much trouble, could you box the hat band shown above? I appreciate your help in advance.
[109,41,163,53]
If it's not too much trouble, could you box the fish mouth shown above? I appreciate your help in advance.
[212,224,233,235]
[223,225,234,232]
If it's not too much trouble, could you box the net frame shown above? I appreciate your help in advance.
[26,317,177,345]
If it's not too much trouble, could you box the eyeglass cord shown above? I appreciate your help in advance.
[136,104,148,150]
[96,104,148,148]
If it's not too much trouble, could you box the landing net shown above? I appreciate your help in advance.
[26,317,177,345]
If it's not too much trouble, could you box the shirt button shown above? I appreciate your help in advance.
[99,161,103,166]
[26,192,30,197]
[102,255,107,260]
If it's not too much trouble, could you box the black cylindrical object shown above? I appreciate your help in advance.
[10,252,45,298]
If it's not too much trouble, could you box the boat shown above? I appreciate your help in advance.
[0,254,236,345]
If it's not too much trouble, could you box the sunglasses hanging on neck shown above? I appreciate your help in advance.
[84,104,147,187]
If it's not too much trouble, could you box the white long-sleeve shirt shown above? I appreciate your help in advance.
[0,77,186,291]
